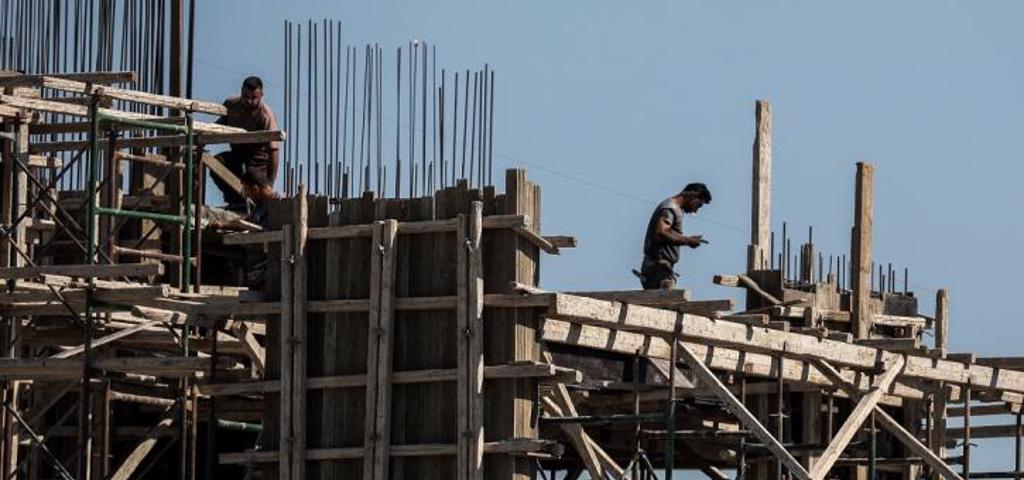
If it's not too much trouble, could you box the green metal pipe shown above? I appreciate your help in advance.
[96,112,190,134]
[216,419,263,434]
[94,207,186,225]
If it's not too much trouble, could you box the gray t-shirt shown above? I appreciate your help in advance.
[643,198,684,265]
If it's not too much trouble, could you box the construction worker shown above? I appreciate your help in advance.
[214,76,280,212]
[636,183,712,290]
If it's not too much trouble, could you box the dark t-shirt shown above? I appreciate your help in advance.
[643,198,684,265]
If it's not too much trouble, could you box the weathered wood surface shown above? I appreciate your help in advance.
[544,293,1024,394]
[748,99,772,271]
[851,161,874,338]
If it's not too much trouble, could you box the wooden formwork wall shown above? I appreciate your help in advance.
[261,169,542,480]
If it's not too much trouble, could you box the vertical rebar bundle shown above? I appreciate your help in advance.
[280,20,497,204]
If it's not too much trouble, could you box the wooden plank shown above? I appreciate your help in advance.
[873,408,965,480]
[676,341,812,480]
[0,262,162,279]
[809,356,905,480]
[540,391,605,479]
[363,220,397,480]
[230,321,266,375]
[28,130,286,152]
[109,416,175,480]
[203,154,244,196]
[38,76,227,115]
[0,94,240,134]
[738,273,782,305]
[200,363,578,397]
[543,235,577,248]
[219,439,562,464]
[221,215,527,245]
[541,318,921,403]
[545,293,1024,394]
[292,193,309,480]
[0,357,208,379]
[456,202,485,480]
[0,71,135,87]
[851,162,875,338]
[812,359,964,480]
[49,319,162,359]
[748,99,772,271]
[279,224,294,480]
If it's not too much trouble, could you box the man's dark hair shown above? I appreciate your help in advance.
[682,182,712,203]
[242,76,264,91]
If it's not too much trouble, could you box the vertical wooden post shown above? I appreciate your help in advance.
[934,289,949,356]
[363,218,397,480]
[457,202,484,480]
[748,100,772,272]
[1,119,27,480]
[963,384,971,480]
[851,162,875,339]
[291,189,308,480]
[170,0,184,99]
[931,289,949,480]
[0,121,12,268]
[278,224,294,480]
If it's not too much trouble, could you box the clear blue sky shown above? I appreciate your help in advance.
[195,0,1023,470]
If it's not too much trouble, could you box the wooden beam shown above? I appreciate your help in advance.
[544,293,1024,394]
[0,262,162,279]
[851,162,875,339]
[812,359,964,480]
[809,356,905,480]
[676,341,812,480]
[230,321,265,375]
[457,203,485,480]
[363,219,397,480]
[28,130,286,152]
[203,153,244,195]
[0,71,136,87]
[49,320,162,359]
[278,224,294,480]
[109,415,176,480]
[219,439,563,464]
[541,318,923,404]
[877,408,964,480]
[291,194,309,480]
[540,389,606,479]
[198,363,580,396]
[0,94,240,134]
[38,76,226,115]
[748,99,772,272]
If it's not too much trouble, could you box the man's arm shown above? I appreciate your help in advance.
[654,214,702,248]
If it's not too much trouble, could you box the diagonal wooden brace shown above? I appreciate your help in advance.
[676,341,812,480]
[809,355,905,480]
[812,359,964,480]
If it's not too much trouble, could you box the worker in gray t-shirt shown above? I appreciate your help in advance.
[636,183,712,290]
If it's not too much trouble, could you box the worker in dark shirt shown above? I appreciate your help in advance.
[637,183,712,290]
[214,76,280,211]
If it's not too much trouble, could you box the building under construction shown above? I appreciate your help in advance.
[0,2,1019,480]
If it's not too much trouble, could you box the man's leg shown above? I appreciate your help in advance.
[211,151,247,208]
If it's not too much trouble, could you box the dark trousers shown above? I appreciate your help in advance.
[640,259,677,290]
[212,151,247,207]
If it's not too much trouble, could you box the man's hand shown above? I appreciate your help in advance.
[685,234,704,248]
